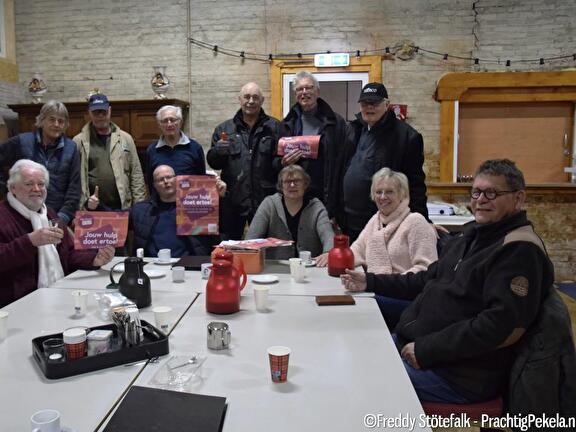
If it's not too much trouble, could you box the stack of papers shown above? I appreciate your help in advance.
[218,238,294,250]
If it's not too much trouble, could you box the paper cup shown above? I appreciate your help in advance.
[289,258,306,283]
[71,290,89,317]
[172,266,185,283]
[299,250,312,264]
[267,346,291,383]
[253,286,270,311]
[153,306,173,333]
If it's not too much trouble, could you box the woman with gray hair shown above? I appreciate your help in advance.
[247,164,333,259]
[351,167,437,274]
[0,100,81,224]
[340,167,436,328]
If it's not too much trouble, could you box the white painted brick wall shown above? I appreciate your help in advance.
[1,0,575,180]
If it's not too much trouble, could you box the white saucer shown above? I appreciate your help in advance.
[145,270,166,279]
[154,258,179,265]
[252,275,279,284]
[304,259,316,267]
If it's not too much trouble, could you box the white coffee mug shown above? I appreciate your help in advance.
[31,409,60,432]
[158,248,171,262]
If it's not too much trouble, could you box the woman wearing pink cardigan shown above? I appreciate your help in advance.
[351,168,437,274]
[348,167,437,329]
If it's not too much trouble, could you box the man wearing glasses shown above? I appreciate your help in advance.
[0,101,80,225]
[146,105,206,189]
[342,82,428,242]
[342,159,555,405]
[130,165,222,257]
[275,71,351,229]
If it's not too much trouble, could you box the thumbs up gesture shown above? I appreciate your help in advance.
[87,185,100,210]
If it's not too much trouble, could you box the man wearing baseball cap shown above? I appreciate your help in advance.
[73,93,146,211]
[342,82,429,241]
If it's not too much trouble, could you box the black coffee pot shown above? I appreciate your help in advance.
[110,257,151,308]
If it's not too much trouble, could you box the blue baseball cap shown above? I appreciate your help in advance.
[88,94,110,111]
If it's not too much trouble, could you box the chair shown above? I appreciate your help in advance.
[421,396,503,431]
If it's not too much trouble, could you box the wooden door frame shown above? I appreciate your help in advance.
[435,70,576,182]
[269,55,382,120]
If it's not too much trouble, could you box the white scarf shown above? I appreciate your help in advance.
[7,192,65,288]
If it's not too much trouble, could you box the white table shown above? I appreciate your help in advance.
[126,294,430,432]
[0,287,199,431]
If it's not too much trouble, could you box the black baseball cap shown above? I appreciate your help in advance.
[358,82,388,103]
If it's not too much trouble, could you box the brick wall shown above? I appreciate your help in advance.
[1,0,575,278]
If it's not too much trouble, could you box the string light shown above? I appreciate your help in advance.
[189,38,576,67]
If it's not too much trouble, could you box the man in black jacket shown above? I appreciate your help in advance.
[342,83,428,241]
[207,82,280,240]
[341,159,554,404]
[274,71,351,226]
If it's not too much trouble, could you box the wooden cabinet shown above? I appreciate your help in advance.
[8,99,189,175]
[435,71,576,183]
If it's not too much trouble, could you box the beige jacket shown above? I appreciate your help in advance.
[73,122,146,210]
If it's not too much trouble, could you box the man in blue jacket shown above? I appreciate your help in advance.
[130,165,224,258]
[0,100,81,224]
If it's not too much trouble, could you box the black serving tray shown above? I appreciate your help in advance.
[32,320,169,379]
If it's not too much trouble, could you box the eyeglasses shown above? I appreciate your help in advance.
[282,178,304,186]
[160,117,180,125]
[470,188,517,200]
[295,85,315,94]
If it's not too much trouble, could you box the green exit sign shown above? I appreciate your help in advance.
[314,53,350,67]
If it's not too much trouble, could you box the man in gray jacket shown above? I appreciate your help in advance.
[73,94,146,211]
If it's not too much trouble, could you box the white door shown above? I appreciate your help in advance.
[282,72,370,121]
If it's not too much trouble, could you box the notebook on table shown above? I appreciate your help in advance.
[103,386,227,432]
[173,255,212,270]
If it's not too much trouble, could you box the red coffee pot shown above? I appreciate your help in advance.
[327,234,355,277]
[206,260,240,314]
[212,250,247,290]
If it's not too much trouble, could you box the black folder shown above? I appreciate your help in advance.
[103,386,227,432]
[173,255,212,270]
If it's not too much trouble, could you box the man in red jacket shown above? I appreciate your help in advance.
[0,159,114,307]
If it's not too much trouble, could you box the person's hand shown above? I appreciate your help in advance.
[215,176,227,197]
[401,342,420,369]
[87,185,100,210]
[281,148,303,166]
[314,252,328,267]
[92,245,115,267]
[215,139,230,155]
[433,223,449,236]
[28,227,64,247]
[340,268,367,292]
